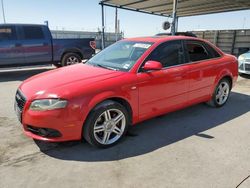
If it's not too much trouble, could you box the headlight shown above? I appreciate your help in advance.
[30,99,68,111]
[238,55,245,61]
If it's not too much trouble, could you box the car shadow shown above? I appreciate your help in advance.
[35,91,250,162]
[240,74,250,79]
[0,67,54,82]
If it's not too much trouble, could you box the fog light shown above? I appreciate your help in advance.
[27,125,62,138]
[39,128,48,136]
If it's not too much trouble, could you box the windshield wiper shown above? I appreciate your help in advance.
[95,63,119,71]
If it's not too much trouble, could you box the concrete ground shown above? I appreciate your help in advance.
[0,67,250,188]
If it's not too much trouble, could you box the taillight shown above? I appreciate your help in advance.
[90,41,96,50]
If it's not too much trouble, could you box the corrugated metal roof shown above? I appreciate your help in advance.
[100,0,250,17]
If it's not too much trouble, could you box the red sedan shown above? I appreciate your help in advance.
[15,36,238,148]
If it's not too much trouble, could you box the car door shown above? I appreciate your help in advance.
[184,40,221,104]
[136,40,189,120]
[0,25,25,66]
[20,25,52,64]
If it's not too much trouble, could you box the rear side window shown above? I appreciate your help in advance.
[185,41,212,62]
[205,43,221,58]
[145,40,184,68]
[0,26,16,40]
[22,26,44,40]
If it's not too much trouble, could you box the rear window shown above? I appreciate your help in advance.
[0,26,16,40]
[205,43,221,58]
[186,41,212,62]
[23,26,44,40]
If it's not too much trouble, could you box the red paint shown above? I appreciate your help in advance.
[18,36,238,142]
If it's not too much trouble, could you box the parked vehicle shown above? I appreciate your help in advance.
[238,50,250,75]
[15,36,238,148]
[0,24,95,67]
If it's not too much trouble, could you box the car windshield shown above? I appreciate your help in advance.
[87,41,153,72]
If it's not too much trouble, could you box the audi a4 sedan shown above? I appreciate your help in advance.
[15,36,238,148]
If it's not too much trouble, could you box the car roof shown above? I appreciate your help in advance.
[123,35,224,55]
[123,35,205,43]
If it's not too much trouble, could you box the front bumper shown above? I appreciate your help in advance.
[239,69,250,75]
[22,109,83,142]
[239,60,250,75]
[15,90,85,142]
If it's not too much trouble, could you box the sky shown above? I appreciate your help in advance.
[1,0,250,37]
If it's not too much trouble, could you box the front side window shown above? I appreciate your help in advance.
[22,26,44,40]
[186,41,211,62]
[0,26,16,41]
[144,40,184,68]
[87,41,153,71]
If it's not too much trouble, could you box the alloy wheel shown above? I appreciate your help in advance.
[215,81,230,105]
[66,56,80,65]
[93,109,126,145]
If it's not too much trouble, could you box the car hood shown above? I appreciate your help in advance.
[20,64,125,100]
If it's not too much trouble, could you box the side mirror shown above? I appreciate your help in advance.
[142,61,163,71]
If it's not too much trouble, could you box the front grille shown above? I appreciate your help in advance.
[245,59,250,62]
[245,64,250,71]
[239,63,244,70]
[15,90,26,112]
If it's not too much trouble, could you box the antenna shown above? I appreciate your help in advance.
[1,0,6,23]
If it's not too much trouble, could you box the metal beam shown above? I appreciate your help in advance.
[231,30,236,55]
[1,0,6,23]
[171,0,178,35]
[175,16,178,32]
[101,2,105,49]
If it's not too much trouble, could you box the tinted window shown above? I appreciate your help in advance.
[0,26,16,40]
[205,43,221,58]
[145,40,184,68]
[186,41,211,62]
[23,26,44,40]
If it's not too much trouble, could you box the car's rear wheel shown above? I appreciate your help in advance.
[207,78,231,107]
[61,53,82,66]
[83,100,129,148]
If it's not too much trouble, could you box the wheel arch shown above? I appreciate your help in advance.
[81,92,134,136]
[88,96,133,124]
[61,48,83,61]
[221,75,233,89]
[213,69,234,92]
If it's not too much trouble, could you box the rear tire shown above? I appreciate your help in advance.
[206,78,231,108]
[61,53,82,66]
[83,100,129,148]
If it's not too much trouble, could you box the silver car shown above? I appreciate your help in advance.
[238,51,250,75]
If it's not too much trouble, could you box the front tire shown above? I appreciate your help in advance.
[83,100,129,148]
[207,78,231,107]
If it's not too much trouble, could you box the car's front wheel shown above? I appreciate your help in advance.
[207,78,231,107]
[83,100,129,148]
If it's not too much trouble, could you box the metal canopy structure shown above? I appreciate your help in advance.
[100,0,250,17]
[99,0,250,49]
